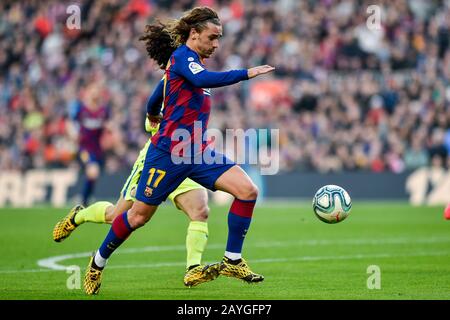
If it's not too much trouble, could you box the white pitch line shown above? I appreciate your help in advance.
[0,237,450,274]
[0,268,55,274]
[2,250,450,274]
[35,244,226,271]
[18,237,450,273]
[105,250,450,270]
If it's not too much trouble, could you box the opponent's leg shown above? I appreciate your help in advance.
[175,188,209,268]
[52,204,87,242]
[52,197,131,242]
[174,188,220,287]
[105,196,134,223]
[55,139,143,243]
[214,165,263,283]
[75,201,111,225]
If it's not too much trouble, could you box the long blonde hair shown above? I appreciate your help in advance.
[139,7,221,68]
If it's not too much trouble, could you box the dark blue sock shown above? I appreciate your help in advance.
[98,212,133,260]
[225,199,256,255]
[226,212,252,254]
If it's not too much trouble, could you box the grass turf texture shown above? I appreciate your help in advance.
[0,202,449,300]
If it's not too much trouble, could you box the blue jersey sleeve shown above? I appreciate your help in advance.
[172,54,248,88]
[146,79,164,116]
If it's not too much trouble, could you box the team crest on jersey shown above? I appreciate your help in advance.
[144,186,153,197]
[189,62,204,74]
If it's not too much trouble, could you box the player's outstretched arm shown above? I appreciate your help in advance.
[179,66,275,88]
[247,65,276,79]
[179,66,248,88]
[174,55,275,88]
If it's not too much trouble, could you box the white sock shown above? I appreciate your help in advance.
[225,251,242,260]
[94,251,107,268]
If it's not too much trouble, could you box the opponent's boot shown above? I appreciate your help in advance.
[53,205,84,242]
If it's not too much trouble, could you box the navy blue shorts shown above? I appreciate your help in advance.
[136,143,235,205]
[79,149,104,168]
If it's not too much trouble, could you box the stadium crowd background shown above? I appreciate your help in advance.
[0,0,449,174]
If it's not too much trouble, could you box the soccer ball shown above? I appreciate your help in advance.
[312,185,352,224]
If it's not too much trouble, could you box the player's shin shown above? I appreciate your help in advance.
[224,199,256,260]
[74,201,111,225]
[221,198,264,283]
[94,211,134,269]
[186,221,208,269]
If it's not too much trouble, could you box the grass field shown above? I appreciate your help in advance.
[0,202,449,300]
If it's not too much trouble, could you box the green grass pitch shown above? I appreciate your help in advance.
[0,202,449,300]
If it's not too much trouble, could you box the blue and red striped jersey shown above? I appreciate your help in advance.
[71,103,109,159]
[148,44,248,157]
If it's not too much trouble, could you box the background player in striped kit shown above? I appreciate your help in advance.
[69,84,110,207]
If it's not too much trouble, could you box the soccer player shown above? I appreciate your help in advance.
[55,40,215,286]
[84,6,275,295]
[69,84,109,207]
[53,118,214,287]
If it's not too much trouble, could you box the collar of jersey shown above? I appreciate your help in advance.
[181,44,204,64]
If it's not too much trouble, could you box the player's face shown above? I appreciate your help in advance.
[195,23,222,59]
[84,86,101,110]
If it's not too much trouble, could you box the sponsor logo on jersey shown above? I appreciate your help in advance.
[188,62,204,74]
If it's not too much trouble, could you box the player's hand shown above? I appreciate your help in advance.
[247,65,275,79]
[147,113,162,127]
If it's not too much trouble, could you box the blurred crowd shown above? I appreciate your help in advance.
[0,0,449,174]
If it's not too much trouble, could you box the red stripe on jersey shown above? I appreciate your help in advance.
[175,88,194,107]
[199,96,211,113]
[151,131,160,145]
[162,119,176,137]
[163,104,176,120]
[180,109,201,125]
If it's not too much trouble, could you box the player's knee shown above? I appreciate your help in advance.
[127,210,150,228]
[86,164,100,179]
[190,204,209,222]
[104,205,116,224]
[239,183,259,201]
[248,184,259,200]
[127,201,157,228]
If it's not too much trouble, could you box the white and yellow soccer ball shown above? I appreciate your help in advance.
[312,185,352,224]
